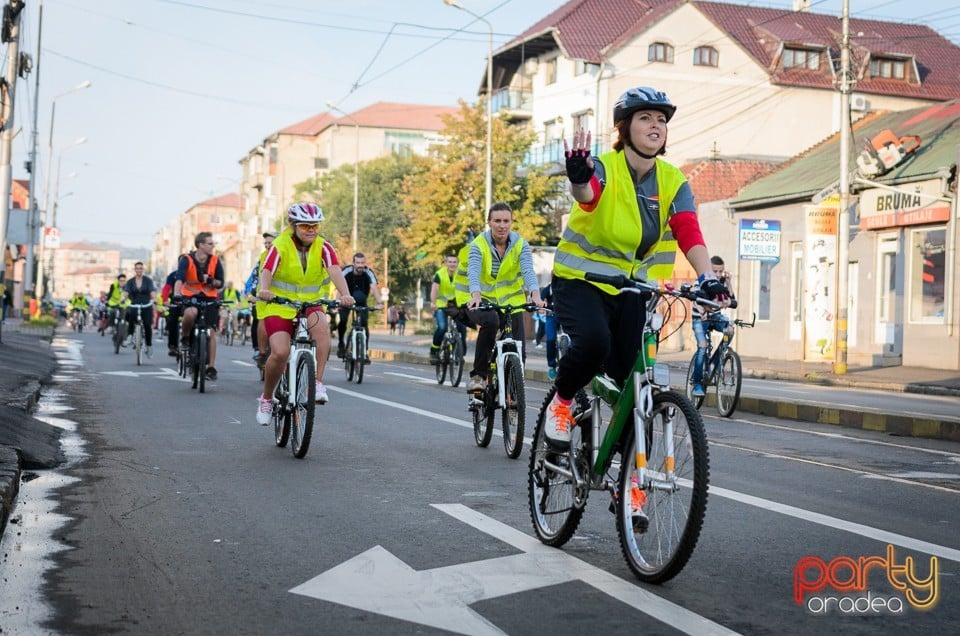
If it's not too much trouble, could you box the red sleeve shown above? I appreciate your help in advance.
[322,241,340,268]
[668,211,706,254]
[262,245,280,274]
[578,175,603,213]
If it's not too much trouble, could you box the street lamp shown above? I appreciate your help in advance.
[325,101,360,252]
[45,136,86,300]
[444,0,493,212]
[33,80,92,300]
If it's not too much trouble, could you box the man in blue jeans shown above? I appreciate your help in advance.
[690,256,734,397]
[430,254,467,363]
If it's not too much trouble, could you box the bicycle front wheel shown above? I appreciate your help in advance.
[135,324,144,366]
[344,341,355,382]
[355,332,366,384]
[716,348,742,417]
[528,387,590,546]
[290,354,316,459]
[274,372,291,448]
[616,390,709,584]
[501,356,526,459]
[448,339,464,388]
[684,357,704,409]
[197,331,208,393]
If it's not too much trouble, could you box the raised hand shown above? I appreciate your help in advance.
[563,128,594,185]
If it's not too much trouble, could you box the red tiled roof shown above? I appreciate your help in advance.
[279,112,336,136]
[59,241,110,251]
[197,193,244,208]
[500,0,960,100]
[680,158,783,203]
[330,102,461,131]
[70,265,113,275]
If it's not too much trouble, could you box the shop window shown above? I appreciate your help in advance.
[908,227,946,323]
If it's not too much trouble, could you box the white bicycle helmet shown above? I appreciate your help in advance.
[287,202,325,223]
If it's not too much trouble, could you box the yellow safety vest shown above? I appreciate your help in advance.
[256,229,332,320]
[454,233,527,310]
[435,267,457,305]
[554,151,685,295]
[222,287,241,307]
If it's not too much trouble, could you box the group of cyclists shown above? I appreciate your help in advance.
[68,85,736,469]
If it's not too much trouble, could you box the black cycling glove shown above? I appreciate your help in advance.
[565,148,594,185]
[700,278,727,301]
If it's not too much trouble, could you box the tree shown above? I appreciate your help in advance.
[400,100,565,264]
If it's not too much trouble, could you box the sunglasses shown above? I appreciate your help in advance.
[297,223,320,231]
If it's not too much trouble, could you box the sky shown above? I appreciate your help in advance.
[8,0,960,251]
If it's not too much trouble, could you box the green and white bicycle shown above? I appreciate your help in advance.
[529,273,711,583]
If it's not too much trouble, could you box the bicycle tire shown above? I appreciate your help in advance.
[355,332,366,384]
[113,321,126,355]
[616,390,709,584]
[435,343,448,384]
[528,386,590,546]
[274,372,291,448]
[135,324,143,366]
[291,353,316,458]
[685,356,705,409]
[471,389,494,448]
[344,340,355,382]
[501,356,526,459]
[716,348,742,417]
[449,339,464,388]
[197,331,208,393]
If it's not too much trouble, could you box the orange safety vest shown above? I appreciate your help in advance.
[181,253,220,298]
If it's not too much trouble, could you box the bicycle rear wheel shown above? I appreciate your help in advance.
[684,357,705,409]
[715,349,742,417]
[471,392,494,448]
[113,321,126,355]
[501,356,526,459]
[274,372,291,448]
[529,387,590,546]
[355,332,366,384]
[616,390,709,584]
[448,339,464,388]
[135,324,144,366]
[290,354,316,458]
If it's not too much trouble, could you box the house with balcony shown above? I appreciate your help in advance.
[233,101,459,279]
[486,0,960,167]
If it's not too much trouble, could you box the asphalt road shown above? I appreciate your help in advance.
[1,329,958,635]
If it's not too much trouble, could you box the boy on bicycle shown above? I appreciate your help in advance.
[690,256,735,397]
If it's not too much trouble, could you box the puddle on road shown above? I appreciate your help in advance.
[0,338,86,634]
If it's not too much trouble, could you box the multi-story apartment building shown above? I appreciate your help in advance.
[47,241,122,301]
[233,102,458,279]
[150,193,243,284]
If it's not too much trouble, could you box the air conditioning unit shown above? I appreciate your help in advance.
[850,94,871,112]
[523,58,539,75]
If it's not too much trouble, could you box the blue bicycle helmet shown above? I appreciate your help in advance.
[613,87,676,123]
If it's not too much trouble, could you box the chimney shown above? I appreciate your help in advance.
[793,0,812,11]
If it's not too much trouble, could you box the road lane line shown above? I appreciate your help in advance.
[331,386,959,562]
[710,441,959,494]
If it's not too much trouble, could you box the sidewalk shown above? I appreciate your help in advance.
[365,324,960,442]
[0,320,63,538]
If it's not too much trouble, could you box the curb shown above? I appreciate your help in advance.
[369,349,960,442]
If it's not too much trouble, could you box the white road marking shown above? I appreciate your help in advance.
[291,504,739,636]
[383,371,436,384]
[331,384,958,562]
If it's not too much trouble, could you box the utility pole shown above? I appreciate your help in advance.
[0,0,25,281]
[834,0,853,374]
[24,0,42,297]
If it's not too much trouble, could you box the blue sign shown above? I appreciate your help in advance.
[738,219,781,262]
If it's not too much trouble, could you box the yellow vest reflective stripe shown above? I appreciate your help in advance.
[435,267,456,304]
[453,234,526,309]
[554,152,684,295]
[256,230,331,320]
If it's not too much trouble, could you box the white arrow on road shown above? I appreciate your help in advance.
[290,504,737,636]
[101,368,186,381]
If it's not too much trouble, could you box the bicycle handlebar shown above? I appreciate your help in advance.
[267,296,340,312]
[475,301,539,314]
[584,272,724,309]
[126,302,154,309]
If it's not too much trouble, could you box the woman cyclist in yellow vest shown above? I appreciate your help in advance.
[454,202,545,393]
[543,86,728,450]
[254,203,354,425]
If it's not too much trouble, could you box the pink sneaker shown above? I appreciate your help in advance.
[315,381,329,404]
[256,395,274,426]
